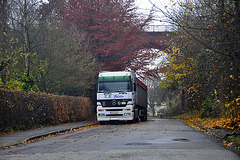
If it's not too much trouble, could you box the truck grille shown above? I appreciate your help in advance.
[106,109,122,111]
[99,99,129,107]
[106,114,123,117]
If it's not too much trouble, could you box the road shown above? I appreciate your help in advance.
[0,119,239,160]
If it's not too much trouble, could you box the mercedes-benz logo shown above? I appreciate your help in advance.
[112,100,117,105]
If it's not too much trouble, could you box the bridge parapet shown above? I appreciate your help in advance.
[145,25,174,32]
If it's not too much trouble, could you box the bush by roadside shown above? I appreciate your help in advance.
[0,88,95,133]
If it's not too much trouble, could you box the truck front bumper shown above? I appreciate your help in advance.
[97,107,134,121]
[97,116,134,121]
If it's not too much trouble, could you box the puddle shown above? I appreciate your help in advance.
[172,138,189,142]
[126,137,190,146]
[126,142,152,146]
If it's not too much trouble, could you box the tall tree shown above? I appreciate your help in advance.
[0,0,9,34]
[0,0,23,90]
[9,0,46,74]
[60,0,156,74]
[37,23,98,96]
[158,0,240,119]
[0,0,11,73]
[35,0,99,96]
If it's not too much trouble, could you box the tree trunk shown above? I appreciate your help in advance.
[24,0,30,75]
[180,89,185,112]
[151,105,155,116]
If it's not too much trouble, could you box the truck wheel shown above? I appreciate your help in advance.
[131,116,140,123]
[144,112,148,121]
[129,118,136,124]
[136,116,140,122]
[143,109,148,121]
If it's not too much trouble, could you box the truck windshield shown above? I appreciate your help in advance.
[98,82,132,93]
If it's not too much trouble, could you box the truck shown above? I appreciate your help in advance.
[96,70,147,123]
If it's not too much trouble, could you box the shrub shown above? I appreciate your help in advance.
[0,88,95,132]
[200,90,221,118]
[165,103,182,117]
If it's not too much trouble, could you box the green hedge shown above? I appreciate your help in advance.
[0,88,95,132]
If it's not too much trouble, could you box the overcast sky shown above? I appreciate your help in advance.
[135,0,172,10]
[135,0,172,25]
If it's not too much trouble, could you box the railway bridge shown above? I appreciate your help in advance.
[143,25,175,50]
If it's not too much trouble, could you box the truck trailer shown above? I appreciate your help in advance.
[96,71,147,123]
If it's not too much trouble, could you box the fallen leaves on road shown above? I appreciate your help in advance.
[174,112,240,130]
[174,112,240,149]
[224,135,240,148]
[30,124,100,142]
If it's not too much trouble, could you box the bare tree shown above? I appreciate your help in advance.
[8,0,45,75]
[146,75,167,116]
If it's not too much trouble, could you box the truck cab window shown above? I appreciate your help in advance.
[98,82,132,93]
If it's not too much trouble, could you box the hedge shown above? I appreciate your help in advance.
[0,88,95,132]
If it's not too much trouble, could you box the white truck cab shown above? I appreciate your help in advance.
[97,71,147,123]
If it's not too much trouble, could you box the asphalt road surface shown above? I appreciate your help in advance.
[1,119,239,160]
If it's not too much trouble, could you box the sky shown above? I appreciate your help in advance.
[135,0,172,12]
[135,0,172,25]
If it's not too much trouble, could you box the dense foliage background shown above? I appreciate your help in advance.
[156,0,239,125]
[0,0,156,97]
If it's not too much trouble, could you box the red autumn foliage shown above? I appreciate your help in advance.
[59,0,160,77]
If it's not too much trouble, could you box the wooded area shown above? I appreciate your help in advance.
[0,0,157,97]
[156,0,239,127]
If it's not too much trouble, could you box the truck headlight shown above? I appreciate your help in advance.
[124,113,131,116]
[98,113,105,116]
[121,101,127,105]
